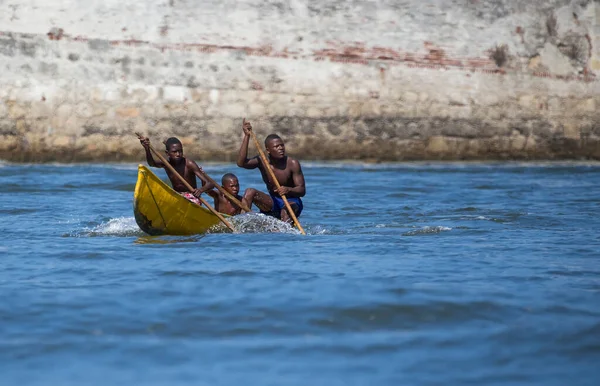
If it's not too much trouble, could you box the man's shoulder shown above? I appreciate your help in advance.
[287,156,302,169]
[185,158,200,167]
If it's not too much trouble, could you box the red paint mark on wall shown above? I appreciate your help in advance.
[46,28,64,40]
[4,29,596,83]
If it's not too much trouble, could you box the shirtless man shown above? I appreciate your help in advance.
[236,119,305,222]
[206,173,250,216]
[139,136,214,205]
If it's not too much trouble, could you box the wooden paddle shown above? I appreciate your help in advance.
[198,171,252,213]
[135,133,236,233]
[245,119,306,235]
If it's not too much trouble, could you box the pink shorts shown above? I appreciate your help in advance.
[180,192,202,206]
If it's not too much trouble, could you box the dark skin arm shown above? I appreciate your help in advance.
[139,137,164,168]
[188,160,215,198]
[236,119,260,169]
[205,189,219,199]
[205,189,220,211]
[272,159,306,198]
[274,160,305,198]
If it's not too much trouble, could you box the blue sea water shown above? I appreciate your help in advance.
[1,161,599,385]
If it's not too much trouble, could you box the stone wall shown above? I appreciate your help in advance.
[0,0,598,162]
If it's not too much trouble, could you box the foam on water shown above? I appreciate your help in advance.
[91,217,142,236]
[210,213,302,234]
[402,226,452,236]
[67,217,144,237]
[67,213,309,237]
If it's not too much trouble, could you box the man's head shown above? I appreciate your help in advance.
[221,173,240,195]
[264,134,285,160]
[164,137,183,163]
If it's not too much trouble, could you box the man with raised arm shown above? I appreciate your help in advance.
[236,119,306,223]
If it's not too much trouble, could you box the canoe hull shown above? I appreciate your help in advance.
[133,165,227,235]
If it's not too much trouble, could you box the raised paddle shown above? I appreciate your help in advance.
[135,133,236,233]
[245,119,306,235]
[197,170,251,213]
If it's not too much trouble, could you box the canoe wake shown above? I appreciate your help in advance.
[69,213,303,237]
[209,213,302,234]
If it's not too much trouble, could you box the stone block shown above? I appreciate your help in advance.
[0,101,8,118]
[125,86,160,102]
[67,87,90,104]
[7,101,28,119]
[208,118,235,135]
[209,89,220,104]
[0,135,19,150]
[141,103,167,119]
[190,88,207,103]
[348,102,362,118]
[448,105,472,119]
[52,135,73,147]
[426,136,450,154]
[563,123,580,139]
[578,98,596,113]
[306,107,322,118]
[187,103,206,118]
[90,87,105,102]
[249,103,266,117]
[52,104,73,126]
[162,86,189,102]
[29,102,52,118]
[116,107,141,118]
[258,93,276,103]
[74,102,93,118]
[524,135,538,150]
[538,43,576,76]
[263,101,290,117]
[360,101,381,117]
[104,88,122,101]
[324,107,339,117]
[518,95,537,110]
[63,116,83,136]
[510,133,528,150]
[403,91,419,103]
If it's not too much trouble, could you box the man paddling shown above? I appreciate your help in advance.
[139,136,214,205]
[236,119,305,223]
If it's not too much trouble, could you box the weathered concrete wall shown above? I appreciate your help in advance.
[0,0,598,162]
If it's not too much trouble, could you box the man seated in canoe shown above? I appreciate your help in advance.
[206,173,250,216]
[236,119,305,223]
[139,136,214,205]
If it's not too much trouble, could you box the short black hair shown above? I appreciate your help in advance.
[264,134,282,146]
[164,137,182,150]
[221,173,238,184]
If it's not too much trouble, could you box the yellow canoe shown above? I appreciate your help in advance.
[133,165,229,235]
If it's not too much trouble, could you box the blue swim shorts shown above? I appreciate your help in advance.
[262,194,303,219]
